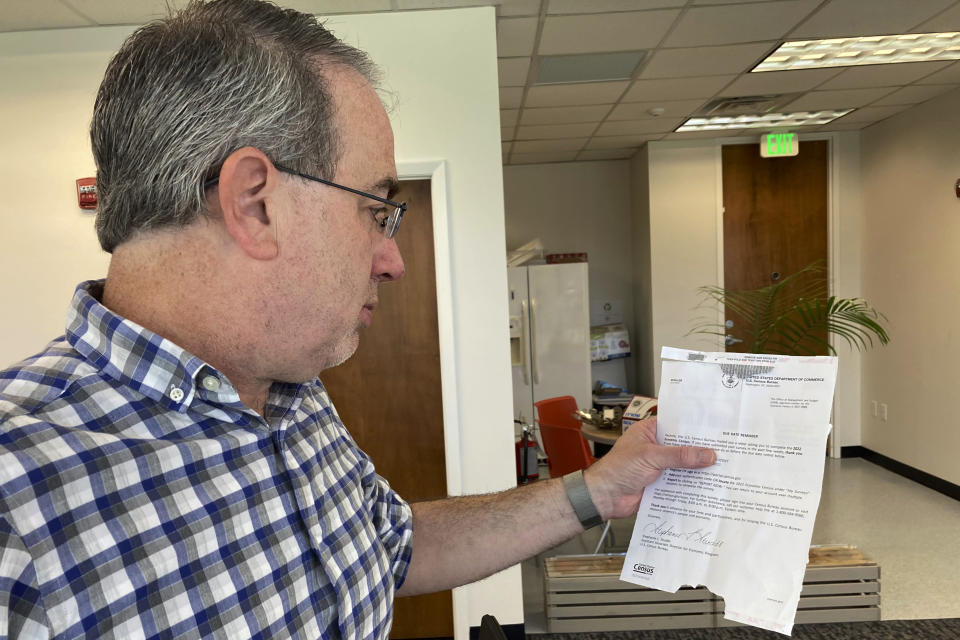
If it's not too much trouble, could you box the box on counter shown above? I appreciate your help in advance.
[621,394,657,432]
[590,324,631,362]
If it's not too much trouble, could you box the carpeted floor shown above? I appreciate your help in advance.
[530,618,960,639]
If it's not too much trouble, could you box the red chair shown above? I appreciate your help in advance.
[534,396,596,478]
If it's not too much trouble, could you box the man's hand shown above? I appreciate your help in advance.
[584,416,716,521]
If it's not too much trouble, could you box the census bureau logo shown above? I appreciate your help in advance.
[632,563,655,576]
[721,372,740,388]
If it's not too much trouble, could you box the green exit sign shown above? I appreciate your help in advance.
[760,132,798,157]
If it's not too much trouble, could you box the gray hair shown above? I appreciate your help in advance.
[91,0,379,253]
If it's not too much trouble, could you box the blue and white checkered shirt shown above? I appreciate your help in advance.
[0,281,414,639]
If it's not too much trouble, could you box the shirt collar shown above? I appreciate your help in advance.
[66,279,217,413]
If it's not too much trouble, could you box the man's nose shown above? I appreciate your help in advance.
[374,237,405,282]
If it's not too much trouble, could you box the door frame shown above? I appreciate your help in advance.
[398,159,463,494]
[711,132,849,458]
[397,159,474,636]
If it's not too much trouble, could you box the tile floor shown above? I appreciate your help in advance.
[521,457,960,634]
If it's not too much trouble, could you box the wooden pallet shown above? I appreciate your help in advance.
[544,545,880,633]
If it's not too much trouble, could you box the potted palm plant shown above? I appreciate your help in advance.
[689,261,889,355]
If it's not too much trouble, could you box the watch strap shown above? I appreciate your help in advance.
[563,469,603,530]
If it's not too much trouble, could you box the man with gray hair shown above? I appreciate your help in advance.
[0,1,715,638]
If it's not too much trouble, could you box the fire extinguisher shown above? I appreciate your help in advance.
[515,422,539,485]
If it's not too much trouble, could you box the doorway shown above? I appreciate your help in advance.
[320,178,453,638]
[721,140,830,354]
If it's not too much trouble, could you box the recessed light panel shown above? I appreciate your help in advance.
[536,51,646,85]
[754,32,960,72]
[677,109,853,131]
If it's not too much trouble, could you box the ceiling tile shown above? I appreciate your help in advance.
[495,0,541,17]
[664,0,820,47]
[596,118,683,136]
[502,142,511,155]
[914,2,960,31]
[513,138,588,153]
[640,42,777,79]
[832,104,912,123]
[790,0,955,39]
[526,81,628,106]
[915,61,960,84]
[510,151,580,164]
[61,0,196,24]
[516,123,598,139]
[501,125,516,140]
[577,148,639,160]
[394,0,533,12]
[816,61,955,90]
[719,68,841,96]
[282,0,391,14]
[500,86,524,109]
[548,0,684,13]
[500,109,519,127]
[871,83,958,106]
[814,120,870,131]
[692,0,782,3]
[539,9,680,55]
[499,57,531,86]
[5,0,95,29]
[586,134,662,149]
[497,17,538,57]
[520,104,611,125]
[783,88,895,111]
[624,75,735,101]
[609,98,707,120]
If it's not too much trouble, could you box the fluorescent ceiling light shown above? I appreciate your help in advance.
[753,32,960,71]
[676,109,853,131]
[536,51,645,85]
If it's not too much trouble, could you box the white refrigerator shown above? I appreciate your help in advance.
[508,263,592,433]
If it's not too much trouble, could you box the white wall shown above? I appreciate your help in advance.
[0,8,518,637]
[503,160,635,391]
[642,134,864,452]
[860,87,960,485]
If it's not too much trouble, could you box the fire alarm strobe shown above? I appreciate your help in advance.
[77,177,97,210]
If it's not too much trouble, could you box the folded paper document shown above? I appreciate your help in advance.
[621,347,838,635]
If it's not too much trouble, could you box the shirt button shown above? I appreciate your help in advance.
[170,387,185,402]
[202,376,221,392]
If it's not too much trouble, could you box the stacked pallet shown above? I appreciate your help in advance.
[544,545,880,633]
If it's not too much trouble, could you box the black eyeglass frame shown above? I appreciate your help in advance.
[204,163,406,239]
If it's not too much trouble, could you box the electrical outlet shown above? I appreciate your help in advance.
[880,403,888,422]
[871,400,878,417]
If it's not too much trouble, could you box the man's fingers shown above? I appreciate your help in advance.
[648,445,716,470]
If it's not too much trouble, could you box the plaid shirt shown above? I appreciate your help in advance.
[0,281,414,639]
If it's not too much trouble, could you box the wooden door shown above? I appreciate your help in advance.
[319,179,452,638]
[721,141,829,354]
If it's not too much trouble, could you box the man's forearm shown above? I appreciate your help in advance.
[397,476,583,597]
[394,418,716,597]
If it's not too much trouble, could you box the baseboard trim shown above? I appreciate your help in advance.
[840,445,867,458]
[841,446,960,501]
[468,622,524,640]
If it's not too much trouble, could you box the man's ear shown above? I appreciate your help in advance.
[215,147,282,260]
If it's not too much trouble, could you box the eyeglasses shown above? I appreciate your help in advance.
[204,164,406,239]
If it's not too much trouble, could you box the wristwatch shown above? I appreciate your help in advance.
[563,469,604,530]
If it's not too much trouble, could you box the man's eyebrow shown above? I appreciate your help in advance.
[371,177,401,201]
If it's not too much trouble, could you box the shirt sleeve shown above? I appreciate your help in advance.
[0,515,50,640]
[362,468,414,590]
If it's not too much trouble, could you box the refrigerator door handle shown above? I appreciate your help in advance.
[520,300,531,385]
[530,298,540,384]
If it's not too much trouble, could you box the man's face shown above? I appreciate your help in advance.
[273,67,404,377]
